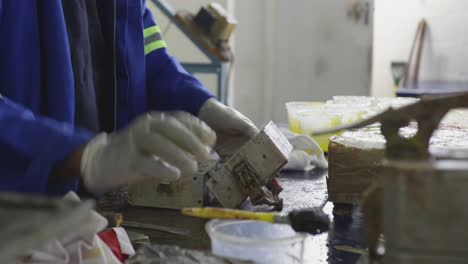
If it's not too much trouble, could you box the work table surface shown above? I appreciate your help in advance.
[124,170,367,263]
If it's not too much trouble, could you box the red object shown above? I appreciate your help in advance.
[98,229,129,262]
[267,177,283,195]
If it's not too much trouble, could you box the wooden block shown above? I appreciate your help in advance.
[128,160,216,209]
[328,139,384,204]
[206,122,293,208]
[328,124,468,205]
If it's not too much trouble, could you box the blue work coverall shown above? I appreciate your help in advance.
[0,0,213,195]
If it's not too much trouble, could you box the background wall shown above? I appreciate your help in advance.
[148,1,468,126]
[148,0,373,126]
[372,0,468,97]
[233,0,374,126]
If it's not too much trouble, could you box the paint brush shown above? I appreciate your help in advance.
[181,207,330,235]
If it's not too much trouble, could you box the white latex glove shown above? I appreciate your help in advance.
[81,112,216,194]
[198,98,259,157]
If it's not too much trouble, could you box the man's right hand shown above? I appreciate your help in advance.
[80,112,216,194]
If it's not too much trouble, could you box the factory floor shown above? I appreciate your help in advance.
[124,170,367,263]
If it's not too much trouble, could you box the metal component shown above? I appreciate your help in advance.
[122,221,191,237]
[128,160,216,210]
[206,122,293,209]
[126,230,150,246]
[101,212,124,227]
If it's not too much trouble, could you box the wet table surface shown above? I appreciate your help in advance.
[124,169,368,263]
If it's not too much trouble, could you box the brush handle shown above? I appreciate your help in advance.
[182,207,276,223]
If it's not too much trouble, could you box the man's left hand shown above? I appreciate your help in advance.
[198,98,259,158]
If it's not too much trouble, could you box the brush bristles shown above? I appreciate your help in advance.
[289,207,330,235]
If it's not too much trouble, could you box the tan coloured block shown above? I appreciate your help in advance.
[328,124,468,204]
[206,122,293,208]
[128,160,216,209]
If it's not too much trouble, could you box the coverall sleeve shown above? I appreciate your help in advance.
[0,96,93,195]
[142,6,214,116]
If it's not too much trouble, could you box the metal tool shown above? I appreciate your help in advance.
[122,221,191,237]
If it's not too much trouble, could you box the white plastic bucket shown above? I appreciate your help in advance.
[206,220,306,264]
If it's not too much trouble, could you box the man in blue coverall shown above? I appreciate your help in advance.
[0,1,258,196]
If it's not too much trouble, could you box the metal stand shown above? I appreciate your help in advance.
[151,0,230,105]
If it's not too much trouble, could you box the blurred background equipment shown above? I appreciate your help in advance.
[194,3,237,44]
[391,61,407,90]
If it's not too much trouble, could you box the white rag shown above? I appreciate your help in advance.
[20,192,134,264]
[280,128,328,171]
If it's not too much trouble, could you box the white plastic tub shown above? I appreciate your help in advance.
[285,97,418,152]
[206,220,306,264]
[285,102,324,134]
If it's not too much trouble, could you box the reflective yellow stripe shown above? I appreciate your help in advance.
[144,26,161,38]
[145,40,167,55]
[144,26,167,55]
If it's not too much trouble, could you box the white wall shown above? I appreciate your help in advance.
[228,0,270,125]
[233,0,373,126]
[147,1,374,126]
[372,0,468,97]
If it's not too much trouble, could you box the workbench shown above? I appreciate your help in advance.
[396,81,468,97]
[123,169,368,263]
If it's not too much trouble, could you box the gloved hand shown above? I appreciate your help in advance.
[198,98,259,158]
[81,112,216,194]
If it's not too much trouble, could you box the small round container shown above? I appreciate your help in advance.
[297,107,341,151]
[206,220,306,264]
[286,102,324,134]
